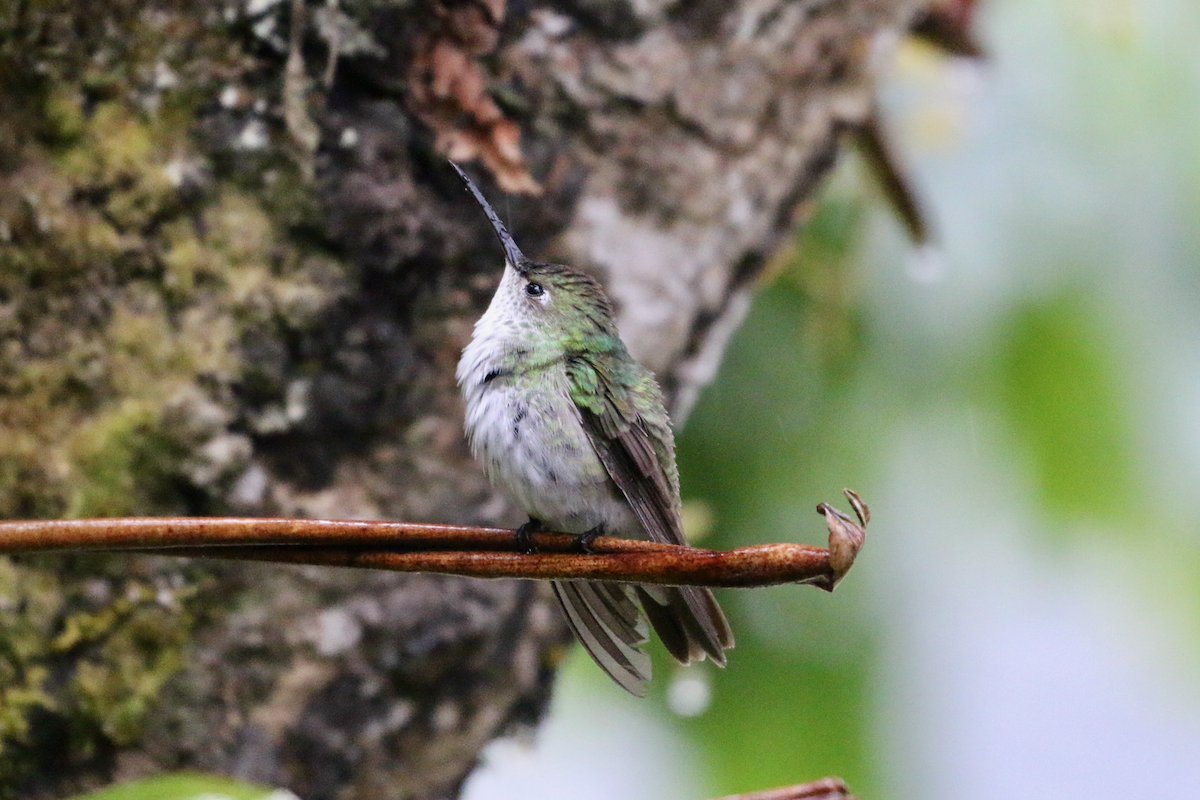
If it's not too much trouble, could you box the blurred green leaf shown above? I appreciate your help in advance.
[69,772,287,800]
[995,291,1141,524]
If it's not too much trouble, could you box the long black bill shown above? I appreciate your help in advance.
[449,161,529,273]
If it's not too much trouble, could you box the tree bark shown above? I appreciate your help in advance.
[0,1,918,797]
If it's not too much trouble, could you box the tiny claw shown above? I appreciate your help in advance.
[576,525,602,554]
[515,518,543,554]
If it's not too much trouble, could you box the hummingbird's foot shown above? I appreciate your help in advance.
[515,518,543,554]
[575,525,603,554]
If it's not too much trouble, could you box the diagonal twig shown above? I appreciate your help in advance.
[707,777,857,800]
[0,491,868,590]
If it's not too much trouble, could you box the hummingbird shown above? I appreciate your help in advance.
[451,161,734,696]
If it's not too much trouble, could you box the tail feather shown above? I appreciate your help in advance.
[554,579,734,697]
[552,580,651,697]
[636,587,691,663]
[639,585,733,666]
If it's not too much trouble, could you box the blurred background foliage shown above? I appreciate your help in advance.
[465,0,1200,798]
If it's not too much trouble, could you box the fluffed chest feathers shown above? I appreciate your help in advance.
[459,359,637,535]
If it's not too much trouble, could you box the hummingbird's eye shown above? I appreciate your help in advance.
[525,282,545,297]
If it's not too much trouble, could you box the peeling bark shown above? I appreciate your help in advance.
[0,1,919,797]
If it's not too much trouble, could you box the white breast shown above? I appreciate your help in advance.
[458,349,640,536]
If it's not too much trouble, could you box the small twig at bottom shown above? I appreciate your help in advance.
[708,777,856,800]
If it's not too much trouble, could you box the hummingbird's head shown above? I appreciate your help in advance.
[451,161,619,346]
[492,258,618,342]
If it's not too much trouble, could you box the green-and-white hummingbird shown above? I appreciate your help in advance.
[451,161,734,696]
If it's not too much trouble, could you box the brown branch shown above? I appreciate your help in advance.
[708,777,857,800]
[0,491,867,590]
[122,543,834,588]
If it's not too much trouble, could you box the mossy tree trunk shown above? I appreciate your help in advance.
[0,1,919,798]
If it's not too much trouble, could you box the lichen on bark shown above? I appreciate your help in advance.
[0,0,352,792]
